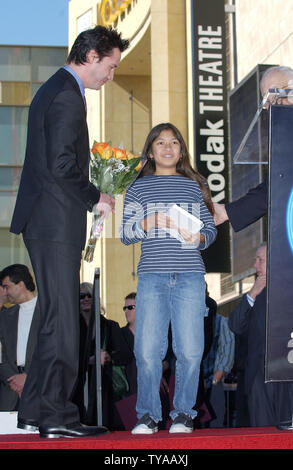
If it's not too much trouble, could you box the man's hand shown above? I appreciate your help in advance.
[248,274,266,300]
[100,350,111,366]
[0,285,8,309]
[93,193,115,222]
[212,370,226,385]
[7,373,27,397]
[213,202,228,226]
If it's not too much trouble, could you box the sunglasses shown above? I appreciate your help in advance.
[123,305,136,311]
[80,293,92,300]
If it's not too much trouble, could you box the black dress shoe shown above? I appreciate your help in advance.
[39,422,109,439]
[277,420,293,431]
[18,418,39,432]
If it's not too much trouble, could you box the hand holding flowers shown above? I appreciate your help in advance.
[84,141,142,262]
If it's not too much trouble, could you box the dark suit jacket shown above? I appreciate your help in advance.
[0,302,40,411]
[225,178,267,232]
[85,316,133,429]
[10,67,100,249]
[228,289,266,394]
[120,325,137,396]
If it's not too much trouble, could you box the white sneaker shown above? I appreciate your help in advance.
[131,414,158,435]
[169,413,193,433]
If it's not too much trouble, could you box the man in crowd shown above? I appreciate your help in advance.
[228,244,292,426]
[0,283,8,312]
[120,293,137,396]
[9,26,129,438]
[0,265,39,411]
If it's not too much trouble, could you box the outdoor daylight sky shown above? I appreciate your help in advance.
[0,0,69,47]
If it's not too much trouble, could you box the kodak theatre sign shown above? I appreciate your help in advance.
[192,0,230,272]
[97,0,133,26]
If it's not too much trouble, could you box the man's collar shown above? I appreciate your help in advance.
[63,64,85,97]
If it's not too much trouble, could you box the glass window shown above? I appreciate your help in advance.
[0,82,31,105]
[0,47,31,82]
[0,227,31,267]
[0,192,17,227]
[31,47,67,82]
[31,83,42,98]
[0,106,28,165]
[0,167,22,190]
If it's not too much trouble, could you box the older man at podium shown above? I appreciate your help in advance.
[214,65,293,431]
[213,65,293,231]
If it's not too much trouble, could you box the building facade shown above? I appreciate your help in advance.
[0,45,67,267]
[3,1,293,326]
[66,0,293,324]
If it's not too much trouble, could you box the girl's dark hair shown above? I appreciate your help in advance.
[138,123,214,214]
[67,26,129,65]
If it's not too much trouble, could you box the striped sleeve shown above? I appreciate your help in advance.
[120,185,146,245]
[198,193,217,250]
[214,316,235,373]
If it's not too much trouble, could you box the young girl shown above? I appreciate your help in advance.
[120,123,217,434]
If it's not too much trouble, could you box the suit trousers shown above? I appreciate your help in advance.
[18,238,82,427]
[248,368,292,426]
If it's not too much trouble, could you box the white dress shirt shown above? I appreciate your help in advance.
[246,293,255,307]
[17,296,37,367]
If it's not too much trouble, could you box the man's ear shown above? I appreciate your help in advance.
[87,49,100,63]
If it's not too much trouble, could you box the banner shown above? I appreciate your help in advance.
[265,105,293,382]
[191,0,230,272]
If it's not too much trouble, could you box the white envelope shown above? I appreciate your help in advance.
[163,204,204,242]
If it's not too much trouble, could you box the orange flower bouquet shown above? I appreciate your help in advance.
[84,141,142,262]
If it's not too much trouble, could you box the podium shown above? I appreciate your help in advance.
[233,90,293,383]
[265,105,293,382]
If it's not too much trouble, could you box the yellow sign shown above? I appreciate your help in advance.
[97,0,132,26]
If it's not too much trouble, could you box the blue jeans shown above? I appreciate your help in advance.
[134,272,205,422]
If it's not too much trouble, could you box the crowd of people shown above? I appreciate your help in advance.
[0,265,230,429]
[0,21,292,438]
[1,258,291,432]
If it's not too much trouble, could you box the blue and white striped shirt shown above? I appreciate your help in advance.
[120,174,217,274]
[203,314,235,387]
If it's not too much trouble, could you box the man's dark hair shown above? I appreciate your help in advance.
[125,292,136,300]
[67,25,129,65]
[0,264,35,292]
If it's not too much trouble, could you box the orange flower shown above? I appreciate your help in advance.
[91,141,139,162]
[113,147,127,160]
[135,160,143,171]
[92,142,112,160]
[126,151,137,160]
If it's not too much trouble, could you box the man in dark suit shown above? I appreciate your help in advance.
[228,244,292,426]
[9,26,129,438]
[0,265,39,411]
[213,65,293,231]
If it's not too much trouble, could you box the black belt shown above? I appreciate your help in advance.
[17,366,25,373]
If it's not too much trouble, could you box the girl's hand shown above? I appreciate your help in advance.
[178,227,206,245]
[178,227,200,244]
[140,212,177,232]
[141,213,205,245]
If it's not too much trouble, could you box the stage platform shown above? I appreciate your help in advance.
[1,427,293,450]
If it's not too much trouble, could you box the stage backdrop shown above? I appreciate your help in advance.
[265,105,293,382]
[191,0,230,272]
